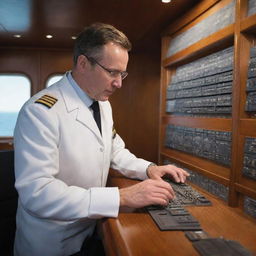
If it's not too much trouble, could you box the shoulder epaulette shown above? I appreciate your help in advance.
[35,94,58,109]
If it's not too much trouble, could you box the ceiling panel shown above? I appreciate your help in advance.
[0,0,200,51]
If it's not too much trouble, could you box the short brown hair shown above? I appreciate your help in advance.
[73,23,132,64]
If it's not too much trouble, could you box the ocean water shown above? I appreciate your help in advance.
[0,112,19,136]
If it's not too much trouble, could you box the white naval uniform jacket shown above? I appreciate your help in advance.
[14,74,150,256]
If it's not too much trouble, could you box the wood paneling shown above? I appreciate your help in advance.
[0,48,73,93]
[0,48,40,95]
[39,50,73,91]
[110,52,160,163]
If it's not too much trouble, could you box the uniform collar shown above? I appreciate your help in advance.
[58,72,103,143]
[66,71,93,108]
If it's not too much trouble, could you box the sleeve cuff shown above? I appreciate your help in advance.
[88,187,120,219]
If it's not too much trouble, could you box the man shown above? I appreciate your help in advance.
[14,23,188,256]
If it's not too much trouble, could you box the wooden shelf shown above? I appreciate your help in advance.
[241,13,256,34]
[162,24,234,68]
[162,115,232,131]
[161,148,230,184]
[235,183,256,199]
[240,119,256,136]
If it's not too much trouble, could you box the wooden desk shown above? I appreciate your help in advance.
[100,171,256,256]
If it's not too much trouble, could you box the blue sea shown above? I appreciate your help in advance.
[0,112,19,136]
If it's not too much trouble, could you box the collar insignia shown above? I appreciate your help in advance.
[112,127,117,139]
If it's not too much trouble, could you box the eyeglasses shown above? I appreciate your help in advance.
[83,54,128,80]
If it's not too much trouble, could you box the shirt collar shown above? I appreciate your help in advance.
[66,71,93,108]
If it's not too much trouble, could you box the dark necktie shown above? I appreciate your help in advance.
[90,101,102,134]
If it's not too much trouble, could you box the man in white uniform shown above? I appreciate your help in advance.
[14,23,188,256]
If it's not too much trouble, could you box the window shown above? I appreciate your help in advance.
[46,74,63,87]
[0,74,31,136]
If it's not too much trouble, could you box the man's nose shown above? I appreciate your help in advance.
[112,76,122,89]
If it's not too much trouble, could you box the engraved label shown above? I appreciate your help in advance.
[246,92,256,112]
[165,125,231,165]
[242,137,256,180]
[244,196,256,219]
[248,0,256,17]
[167,1,235,57]
[166,47,233,117]
[246,47,256,112]
[246,77,256,92]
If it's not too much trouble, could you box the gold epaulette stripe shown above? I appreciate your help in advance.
[39,96,56,105]
[35,95,58,108]
[35,99,54,108]
[43,95,58,103]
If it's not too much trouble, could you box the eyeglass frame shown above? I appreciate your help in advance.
[83,54,128,80]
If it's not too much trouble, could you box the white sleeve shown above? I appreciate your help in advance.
[110,133,151,180]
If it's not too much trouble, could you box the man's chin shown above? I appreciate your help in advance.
[99,96,110,101]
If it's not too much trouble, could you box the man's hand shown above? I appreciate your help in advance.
[147,164,189,183]
[119,179,175,208]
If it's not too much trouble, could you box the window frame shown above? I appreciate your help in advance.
[0,73,31,142]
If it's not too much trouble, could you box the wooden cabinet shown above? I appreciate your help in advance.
[159,0,256,219]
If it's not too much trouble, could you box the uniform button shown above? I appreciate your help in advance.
[100,148,104,152]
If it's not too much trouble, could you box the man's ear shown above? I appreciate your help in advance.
[76,55,88,72]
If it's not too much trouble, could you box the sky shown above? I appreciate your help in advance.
[0,74,62,112]
[0,75,30,112]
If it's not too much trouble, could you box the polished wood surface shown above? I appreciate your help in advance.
[100,171,256,256]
